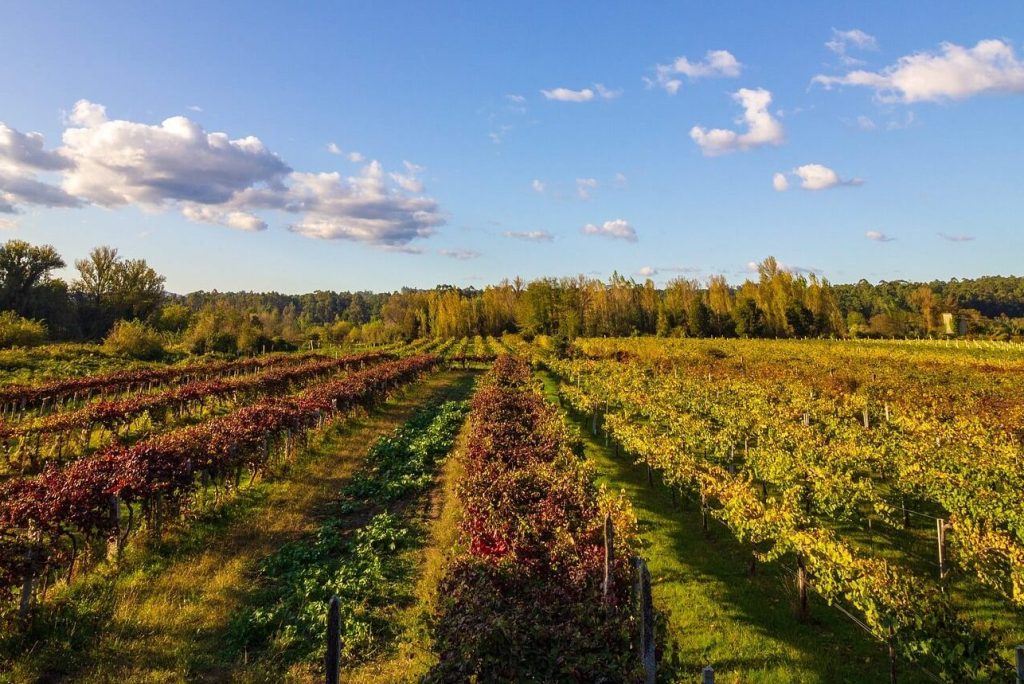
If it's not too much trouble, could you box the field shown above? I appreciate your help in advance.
[1,337,1022,682]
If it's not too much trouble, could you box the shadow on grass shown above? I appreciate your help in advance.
[536,370,933,684]
[0,370,479,683]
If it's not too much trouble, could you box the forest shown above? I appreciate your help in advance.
[2,238,1024,358]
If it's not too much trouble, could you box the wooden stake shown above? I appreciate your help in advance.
[603,514,614,606]
[326,595,340,684]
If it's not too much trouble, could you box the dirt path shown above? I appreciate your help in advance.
[43,370,473,683]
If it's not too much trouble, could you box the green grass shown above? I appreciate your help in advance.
[536,369,931,684]
[0,370,476,683]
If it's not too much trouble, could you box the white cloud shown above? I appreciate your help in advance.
[2,102,445,247]
[277,163,444,245]
[187,105,203,113]
[938,232,975,242]
[773,164,863,191]
[503,230,554,242]
[614,172,628,188]
[61,100,291,207]
[439,248,481,260]
[646,50,742,94]
[865,230,894,242]
[347,151,364,163]
[638,266,657,277]
[182,205,267,231]
[0,123,81,212]
[581,218,637,242]
[594,83,622,100]
[67,100,108,128]
[794,164,841,190]
[327,142,343,155]
[576,177,598,199]
[0,217,17,230]
[0,124,73,172]
[690,88,784,155]
[389,160,425,193]
[541,87,595,102]
[531,179,545,193]
[826,29,878,65]
[505,94,526,104]
[813,39,1024,103]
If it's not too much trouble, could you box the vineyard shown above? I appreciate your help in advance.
[1,336,1022,681]
[543,336,1024,681]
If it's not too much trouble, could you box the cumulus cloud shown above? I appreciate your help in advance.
[327,142,343,155]
[813,39,1024,103]
[347,151,364,163]
[581,219,637,242]
[865,230,894,242]
[0,100,447,245]
[826,29,878,65]
[61,100,291,207]
[439,248,481,260]
[0,124,73,172]
[504,230,554,242]
[773,164,863,191]
[0,123,81,212]
[531,179,545,193]
[279,163,444,244]
[638,266,658,277]
[690,88,784,155]
[576,177,598,199]
[938,232,975,242]
[614,172,628,188]
[541,87,593,102]
[646,49,742,94]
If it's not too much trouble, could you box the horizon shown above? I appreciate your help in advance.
[2,2,1023,293]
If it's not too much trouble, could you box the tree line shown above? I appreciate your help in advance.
[1,239,1023,352]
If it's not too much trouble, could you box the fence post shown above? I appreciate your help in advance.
[702,666,715,684]
[326,595,340,684]
[633,557,655,684]
[603,514,614,606]
[1015,644,1023,684]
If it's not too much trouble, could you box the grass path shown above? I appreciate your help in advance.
[6,370,473,684]
[341,391,474,683]
[537,370,930,684]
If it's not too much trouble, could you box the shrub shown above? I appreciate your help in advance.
[102,319,165,360]
[0,311,47,348]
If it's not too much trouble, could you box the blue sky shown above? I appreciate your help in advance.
[1,1,1022,293]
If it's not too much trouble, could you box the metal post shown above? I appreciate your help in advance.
[702,666,715,684]
[1014,644,1023,684]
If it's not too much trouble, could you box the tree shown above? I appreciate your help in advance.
[0,240,65,315]
[74,246,165,338]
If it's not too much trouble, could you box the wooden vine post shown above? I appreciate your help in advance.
[633,557,656,684]
[603,514,614,607]
[936,518,949,581]
[326,595,340,684]
[796,553,809,622]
